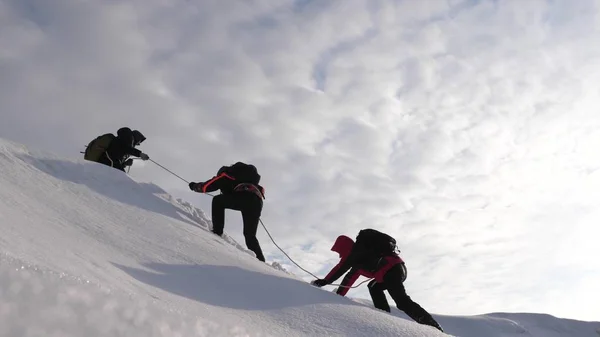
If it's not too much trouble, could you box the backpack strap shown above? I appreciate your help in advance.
[234,183,265,199]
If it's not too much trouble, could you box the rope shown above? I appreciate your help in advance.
[149,159,190,184]
[259,218,319,279]
[105,153,114,167]
[259,218,372,289]
[148,160,371,289]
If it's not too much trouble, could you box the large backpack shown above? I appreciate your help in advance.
[355,229,398,256]
[84,133,115,162]
[228,162,261,185]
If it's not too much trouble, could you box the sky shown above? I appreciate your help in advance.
[1,0,600,321]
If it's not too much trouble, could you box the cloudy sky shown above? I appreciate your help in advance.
[2,0,600,321]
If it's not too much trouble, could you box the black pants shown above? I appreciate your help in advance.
[212,192,265,262]
[368,264,442,331]
[97,152,125,171]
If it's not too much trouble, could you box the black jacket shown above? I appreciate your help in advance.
[200,162,265,199]
[99,128,142,171]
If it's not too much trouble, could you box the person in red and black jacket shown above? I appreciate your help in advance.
[188,162,266,262]
[321,235,378,296]
[311,229,443,332]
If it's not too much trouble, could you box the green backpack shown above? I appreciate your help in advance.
[84,133,115,162]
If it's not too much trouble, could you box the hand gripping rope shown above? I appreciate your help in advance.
[149,160,372,289]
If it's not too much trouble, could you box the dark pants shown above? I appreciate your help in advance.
[368,264,443,332]
[212,192,265,262]
[97,152,125,171]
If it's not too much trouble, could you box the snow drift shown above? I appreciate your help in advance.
[0,138,598,337]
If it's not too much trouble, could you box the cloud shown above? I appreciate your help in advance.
[1,0,600,321]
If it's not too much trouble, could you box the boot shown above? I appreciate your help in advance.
[417,315,444,332]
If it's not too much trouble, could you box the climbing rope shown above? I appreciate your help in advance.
[149,159,190,184]
[258,218,373,289]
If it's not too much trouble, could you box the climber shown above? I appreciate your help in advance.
[311,229,443,332]
[84,127,149,171]
[188,162,266,262]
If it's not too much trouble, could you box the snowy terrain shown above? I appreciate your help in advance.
[0,138,598,337]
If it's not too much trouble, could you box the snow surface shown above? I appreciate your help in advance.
[0,138,598,337]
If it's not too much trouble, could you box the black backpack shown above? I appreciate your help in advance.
[84,134,115,162]
[228,162,261,185]
[355,229,398,256]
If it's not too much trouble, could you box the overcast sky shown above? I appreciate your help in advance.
[2,0,600,321]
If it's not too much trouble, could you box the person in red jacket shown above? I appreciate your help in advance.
[311,229,443,332]
[319,235,377,296]
[189,162,266,262]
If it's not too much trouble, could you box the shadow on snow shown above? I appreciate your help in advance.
[113,262,359,311]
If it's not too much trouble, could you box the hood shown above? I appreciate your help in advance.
[331,235,354,259]
[117,127,132,138]
[132,130,146,146]
[117,127,134,146]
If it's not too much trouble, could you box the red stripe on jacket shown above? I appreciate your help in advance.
[202,172,235,193]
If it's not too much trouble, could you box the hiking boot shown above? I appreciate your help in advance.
[418,316,444,332]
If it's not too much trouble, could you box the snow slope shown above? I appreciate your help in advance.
[0,138,598,337]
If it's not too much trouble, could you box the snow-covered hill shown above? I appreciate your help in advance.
[0,138,598,337]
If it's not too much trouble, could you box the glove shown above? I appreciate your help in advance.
[189,182,204,192]
[311,279,328,287]
[123,159,134,167]
[139,153,149,161]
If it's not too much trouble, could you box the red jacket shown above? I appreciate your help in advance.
[324,235,404,296]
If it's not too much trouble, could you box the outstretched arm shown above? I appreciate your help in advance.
[191,172,236,193]
[312,251,360,288]
[323,254,355,285]
[201,172,235,192]
[335,267,361,296]
[123,145,142,158]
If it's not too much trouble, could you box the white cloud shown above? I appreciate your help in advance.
[1,0,600,321]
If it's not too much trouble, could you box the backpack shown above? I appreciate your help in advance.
[229,162,261,185]
[84,134,115,162]
[355,229,398,256]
